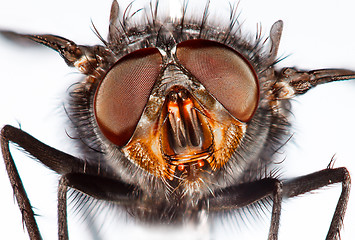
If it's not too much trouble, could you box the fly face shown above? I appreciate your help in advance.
[94,39,258,190]
[0,0,355,240]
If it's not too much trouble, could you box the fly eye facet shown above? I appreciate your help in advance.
[94,48,162,146]
[176,39,259,122]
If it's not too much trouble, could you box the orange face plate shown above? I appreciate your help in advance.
[122,86,246,183]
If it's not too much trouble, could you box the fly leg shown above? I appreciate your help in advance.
[283,167,351,240]
[1,125,140,240]
[1,126,44,240]
[207,178,283,240]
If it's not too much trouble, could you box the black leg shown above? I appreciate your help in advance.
[63,172,139,202]
[283,167,351,240]
[58,177,68,240]
[1,126,43,240]
[208,178,283,240]
[0,125,88,175]
[268,181,282,240]
[0,125,140,240]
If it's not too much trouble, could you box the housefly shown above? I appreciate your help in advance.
[0,0,354,240]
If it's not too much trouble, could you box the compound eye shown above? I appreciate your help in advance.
[94,48,162,146]
[176,39,259,122]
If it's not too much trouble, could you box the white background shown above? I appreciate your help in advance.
[0,0,355,239]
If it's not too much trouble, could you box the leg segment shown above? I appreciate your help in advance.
[283,167,351,240]
[58,177,68,240]
[1,126,43,240]
[1,125,139,240]
[268,181,282,240]
[208,178,283,240]
[56,172,140,240]
[1,125,87,175]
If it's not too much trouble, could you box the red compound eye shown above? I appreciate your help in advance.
[94,48,162,146]
[176,39,259,122]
